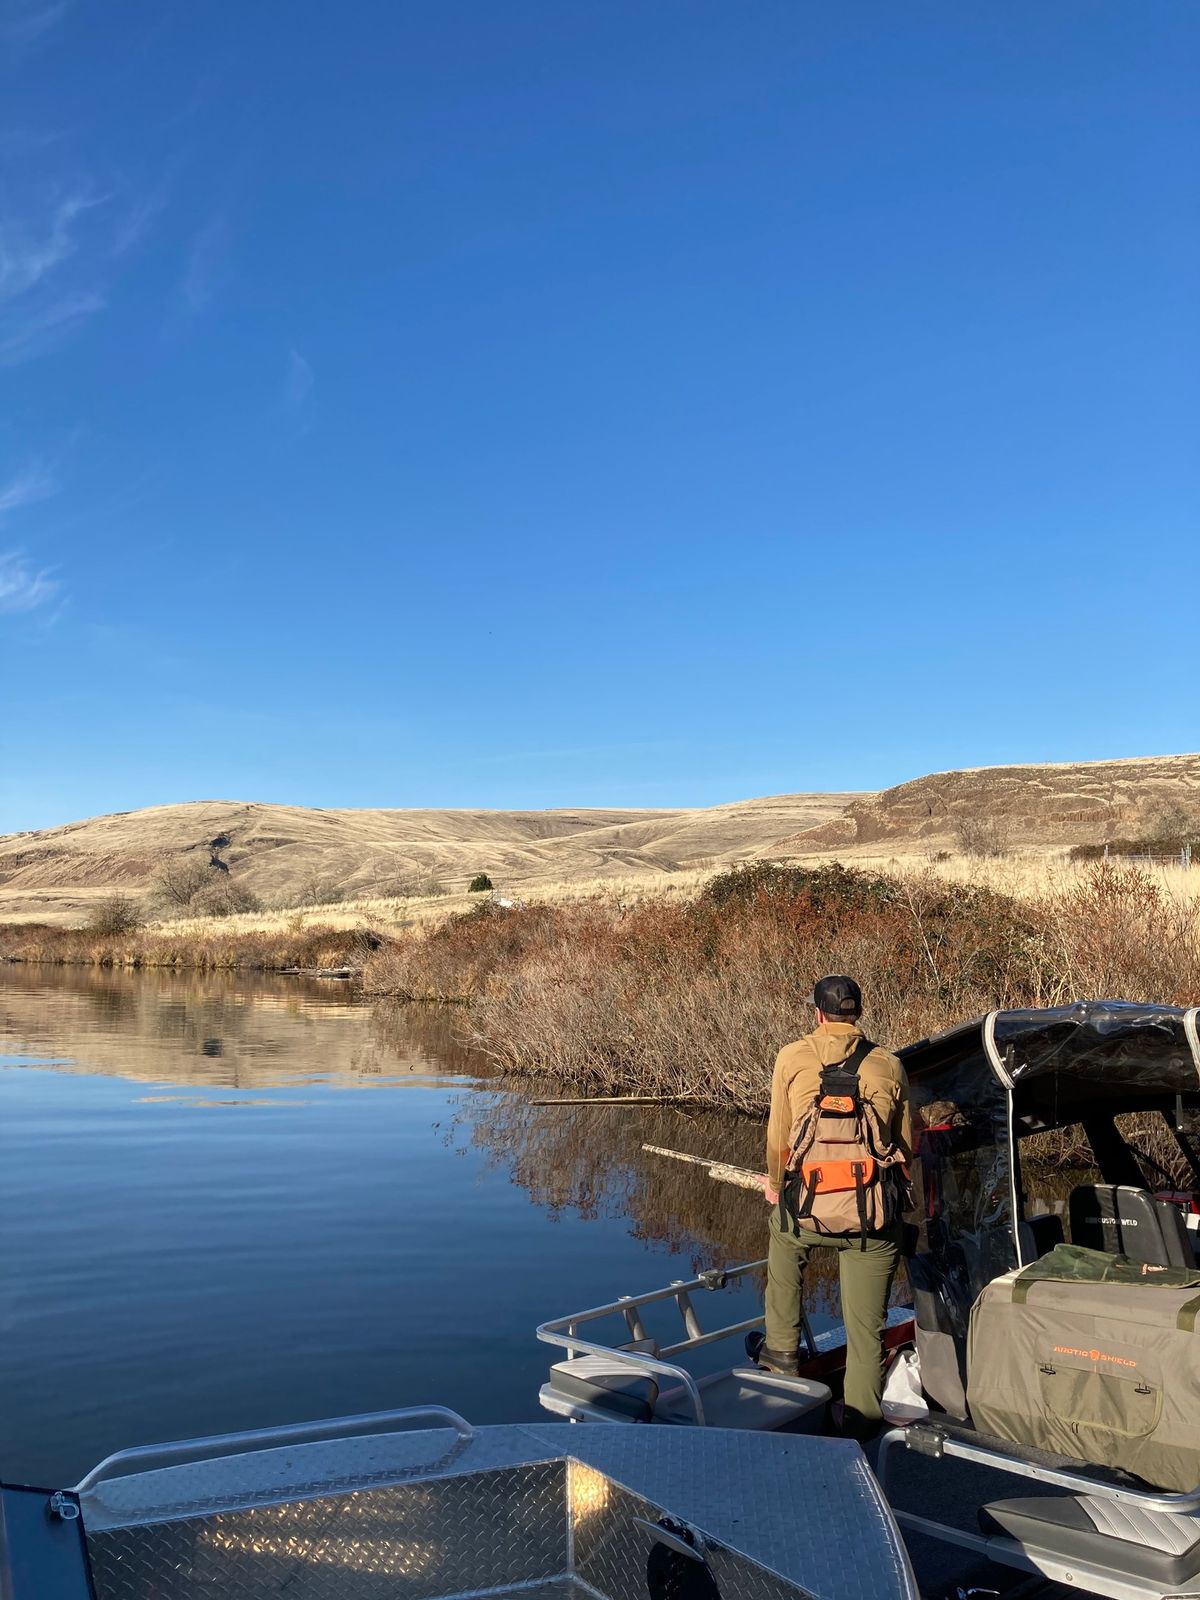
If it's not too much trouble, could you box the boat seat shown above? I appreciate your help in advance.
[1018,1211,1065,1261]
[980,1495,1200,1586]
[546,1355,659,1422]
[655,1368,831,1431]
[1068,1184,1194,1267]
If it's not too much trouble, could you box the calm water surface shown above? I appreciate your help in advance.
[0,966,770,1485]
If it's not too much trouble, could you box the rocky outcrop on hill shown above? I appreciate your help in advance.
[780,754,1200,855]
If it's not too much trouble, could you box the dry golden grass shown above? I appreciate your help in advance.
[137,851,1200,942]
[132,867,720,939]
[870,851,1200,908]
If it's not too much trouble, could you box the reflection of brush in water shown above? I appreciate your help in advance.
[531,1095,705,1106]
[461,1095,843,1305]
[641,1143,765,1192]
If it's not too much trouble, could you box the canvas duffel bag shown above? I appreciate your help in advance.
[967,1267,1200,1493]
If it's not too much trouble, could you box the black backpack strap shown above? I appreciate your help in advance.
[779,1169,812,1235]
[818,1037,876,1100]
[845,1037,876,1075]
[795,1170,819,1222]
[852,1160,870,1247]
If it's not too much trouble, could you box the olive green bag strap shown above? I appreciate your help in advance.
[1009,1281,1200,1320]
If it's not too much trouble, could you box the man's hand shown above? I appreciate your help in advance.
[761,1176,779,1206]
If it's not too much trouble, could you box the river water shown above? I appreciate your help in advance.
[0,965,772,1486]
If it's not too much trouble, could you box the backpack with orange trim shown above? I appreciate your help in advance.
[780,1039,910,1246]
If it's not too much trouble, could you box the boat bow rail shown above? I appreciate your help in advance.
[71,1404,476,1496]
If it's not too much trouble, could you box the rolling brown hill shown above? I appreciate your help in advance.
[1,754,1195,926]
[0,792,857,923]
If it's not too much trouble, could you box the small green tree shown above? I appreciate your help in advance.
[468,873,494,893]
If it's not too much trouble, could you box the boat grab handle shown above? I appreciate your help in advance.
[71,1404,474,1494]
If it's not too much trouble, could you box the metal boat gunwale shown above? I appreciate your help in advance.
[71,1403,475,1495]
[536,1257,914,1427]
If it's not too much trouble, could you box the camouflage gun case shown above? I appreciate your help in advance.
[967,1256,1200,1492]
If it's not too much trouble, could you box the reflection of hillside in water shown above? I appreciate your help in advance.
[0,968,483,1090]
[456,1088,842,1308]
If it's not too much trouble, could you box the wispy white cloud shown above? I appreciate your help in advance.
[0,126,64,156]
[283,347,315,412]
[0,288,106,365]
[0,549,58,612]
[0,0,68,58]
[0,465,59,614]
[180,215,230,313]
[0,168,165,367]
[0,183,114,365]
[0,190,104,303]
[0,462,55,518]
[108,183,168,260]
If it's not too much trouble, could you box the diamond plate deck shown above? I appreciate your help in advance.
[88,1461,568,1600]
[531,1425,915,1600]
[571,1465,813,1600]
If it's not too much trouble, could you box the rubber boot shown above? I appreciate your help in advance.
[756,1346,800,1377]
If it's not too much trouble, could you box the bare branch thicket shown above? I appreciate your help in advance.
[153,856,215,909]
[84,891,145,936]
[371,867,448,902]
[190,879,263,918]
[290,872,347,908]
[952,814,1012,858]
[363,860,1200,1120]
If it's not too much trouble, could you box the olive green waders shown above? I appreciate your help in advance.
[766,1209,901,1435]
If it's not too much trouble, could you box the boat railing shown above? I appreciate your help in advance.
[536,1260,818,1426]
[71,1404,475,1495]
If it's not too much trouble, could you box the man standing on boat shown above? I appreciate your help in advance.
[760,974,912,1441]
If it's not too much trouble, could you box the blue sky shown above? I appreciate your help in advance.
[1,2,1196,832]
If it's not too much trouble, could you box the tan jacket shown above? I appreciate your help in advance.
[766,1021,913,1190]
